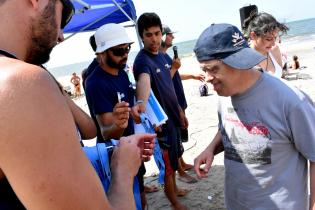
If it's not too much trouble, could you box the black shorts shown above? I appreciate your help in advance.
[136,162,146,193]
[157,120,181,172]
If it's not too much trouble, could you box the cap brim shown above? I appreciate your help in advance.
[222,48,266,70]
[96,38,134,53]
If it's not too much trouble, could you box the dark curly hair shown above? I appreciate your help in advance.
[137,12,162,39]
[246,12,288,37]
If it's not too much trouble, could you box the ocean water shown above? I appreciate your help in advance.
[48,17,315,78]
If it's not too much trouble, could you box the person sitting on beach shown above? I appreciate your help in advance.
[193,23,315,210]
[289,55,300,70]
[246,12,289,78]
[133,12,188,210]
[70,72,81,97]
[0,0,155,209]
[160,24,202,184]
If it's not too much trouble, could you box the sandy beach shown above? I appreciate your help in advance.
[63,38,315,210]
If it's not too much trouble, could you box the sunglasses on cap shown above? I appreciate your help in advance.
[110,45,131,57]
[60,0,75,29]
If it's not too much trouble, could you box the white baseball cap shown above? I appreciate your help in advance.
[94,23,134,53]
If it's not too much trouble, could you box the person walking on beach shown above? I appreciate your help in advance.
[0,0,155,209]
[246,12,289,78]
[193,23,315,210]
[70,72,81,97]
[133,13,188,210]
[160,24,203,184]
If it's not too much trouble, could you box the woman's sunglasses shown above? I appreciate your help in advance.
[60,0,75,29]
[110,45,131,57]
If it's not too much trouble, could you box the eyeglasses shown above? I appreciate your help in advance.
[200,60,222,74]
[110,45,131,57]
[60,0,75,29]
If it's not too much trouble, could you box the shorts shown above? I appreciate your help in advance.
[136,162,146,193]
[162,149,174,176]
[157,120,181,173]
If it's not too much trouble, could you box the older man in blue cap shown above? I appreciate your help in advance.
[193,23,315,210]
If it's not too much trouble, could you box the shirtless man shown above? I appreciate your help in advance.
[0,0,154,209]
[70,72,81,97]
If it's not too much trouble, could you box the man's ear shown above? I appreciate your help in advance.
[29,0,49,11]
[249,31,256,40]
[162,34,166,42]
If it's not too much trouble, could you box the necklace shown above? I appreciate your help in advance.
[0,49,18,59]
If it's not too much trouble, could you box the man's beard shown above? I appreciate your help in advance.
[26,0,58,65]
[106,52,127,70]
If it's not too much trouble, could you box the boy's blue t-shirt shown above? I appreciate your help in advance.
[163,53,188,110]
[85,66,135,142]
[133,49,181,126]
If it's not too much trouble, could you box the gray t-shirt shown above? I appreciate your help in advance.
[218,72,315,210]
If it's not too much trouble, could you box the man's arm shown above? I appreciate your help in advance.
[180,73,205,82]
[0,64,111,209]
[107,134,155,209]
[178,106,188,129]
[63,91,97,139]
[96,102,130,140]
[310,161,315,210]
[135,73,151,113]
[194,131,224,178]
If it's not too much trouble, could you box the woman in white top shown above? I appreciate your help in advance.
[246,12,289,78]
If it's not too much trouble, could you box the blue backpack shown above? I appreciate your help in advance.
[83,142,142,210]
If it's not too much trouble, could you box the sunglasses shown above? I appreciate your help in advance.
[110,45,131,57]
[60,0,75,29]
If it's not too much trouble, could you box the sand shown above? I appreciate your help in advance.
[65,39,315,210]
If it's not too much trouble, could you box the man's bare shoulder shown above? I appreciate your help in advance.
[0,58,52,91]
[0,57,70,153]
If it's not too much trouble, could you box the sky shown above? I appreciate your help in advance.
[132,0,315,42]
[46,0,315,69]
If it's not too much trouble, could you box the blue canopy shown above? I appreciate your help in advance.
[64,0,137,33]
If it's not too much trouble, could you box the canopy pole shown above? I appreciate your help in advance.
[111,0,135,25]
[73,0,91,9]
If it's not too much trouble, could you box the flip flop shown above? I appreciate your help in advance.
[144,184,159,193]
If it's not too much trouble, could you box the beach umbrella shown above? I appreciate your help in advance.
[64,0,137,34]
[63,0,143,47]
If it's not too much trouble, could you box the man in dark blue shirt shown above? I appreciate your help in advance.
[133,13,188,210]
[160,25,205,185]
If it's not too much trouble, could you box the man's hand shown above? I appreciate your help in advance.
[179,108,189,129]
[193,73,205,82]
[111,133,156,177]
[113,102,130,129]
[194,147,214,179]
[130,103,144,124]
[172,58,181,70]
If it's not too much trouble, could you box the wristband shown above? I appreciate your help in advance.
[136,100,144,105]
